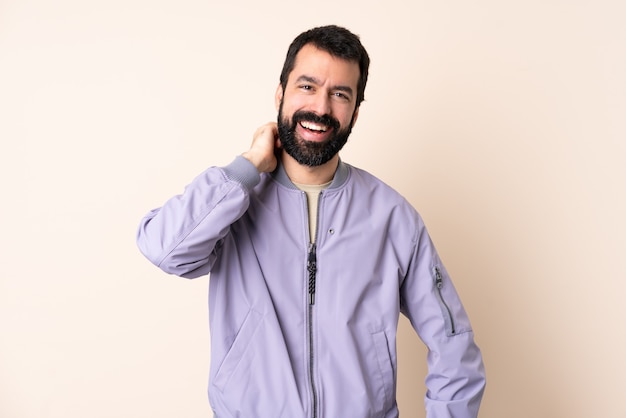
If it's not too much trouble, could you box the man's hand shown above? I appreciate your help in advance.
[242,122,281,173]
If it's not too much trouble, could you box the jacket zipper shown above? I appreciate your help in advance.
[434,266,456,335]
[304,190,321,418]
[307,242,318,418]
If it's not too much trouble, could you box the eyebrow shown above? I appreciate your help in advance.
[295,75,355,97]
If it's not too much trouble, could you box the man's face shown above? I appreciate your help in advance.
[276,44,361,167]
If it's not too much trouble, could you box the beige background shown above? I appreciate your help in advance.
[1,1,625,417]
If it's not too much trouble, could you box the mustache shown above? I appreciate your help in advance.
[291,111,340,131]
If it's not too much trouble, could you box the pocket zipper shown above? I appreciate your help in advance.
[434,266,456,335]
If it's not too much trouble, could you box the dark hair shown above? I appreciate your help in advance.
[279,25,370,106]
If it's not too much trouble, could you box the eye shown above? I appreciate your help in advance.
[333,92,350,101]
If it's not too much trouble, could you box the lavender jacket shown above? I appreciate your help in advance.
[137,156,486,418]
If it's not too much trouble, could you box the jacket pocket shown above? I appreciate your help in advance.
[372,330,395,410]
[213,309,263,392]
[432,265,473,337]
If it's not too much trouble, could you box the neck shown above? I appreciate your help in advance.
[281,151,339,185]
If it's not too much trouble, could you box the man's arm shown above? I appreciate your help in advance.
[136,122,280,278]
[401,216,486,417]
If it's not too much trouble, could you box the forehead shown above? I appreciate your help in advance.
[288,44,360,89]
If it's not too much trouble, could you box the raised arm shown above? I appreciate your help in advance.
[136,122,281,278]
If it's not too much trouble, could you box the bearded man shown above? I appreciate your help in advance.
[137,25,486,418]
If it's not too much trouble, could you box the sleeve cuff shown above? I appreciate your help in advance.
[222,155,261,191]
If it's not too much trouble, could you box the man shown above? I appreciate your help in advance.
[137,25,485,418]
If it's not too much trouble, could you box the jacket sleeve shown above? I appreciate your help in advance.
[136,156,260,279]
[400,215,486,417]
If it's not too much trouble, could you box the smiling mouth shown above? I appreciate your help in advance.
[300,121,330,133]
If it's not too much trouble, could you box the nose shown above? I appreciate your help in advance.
[310,91,332,116]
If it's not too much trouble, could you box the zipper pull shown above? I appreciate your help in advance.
[308,243,317,305]
[434,266,443,289]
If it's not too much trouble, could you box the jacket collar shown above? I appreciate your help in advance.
[271,158,349,190]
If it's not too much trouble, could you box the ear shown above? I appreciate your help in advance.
[351,106,360,127]
[275,84,284,111]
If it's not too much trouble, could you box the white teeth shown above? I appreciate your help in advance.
[301,121,328,132]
